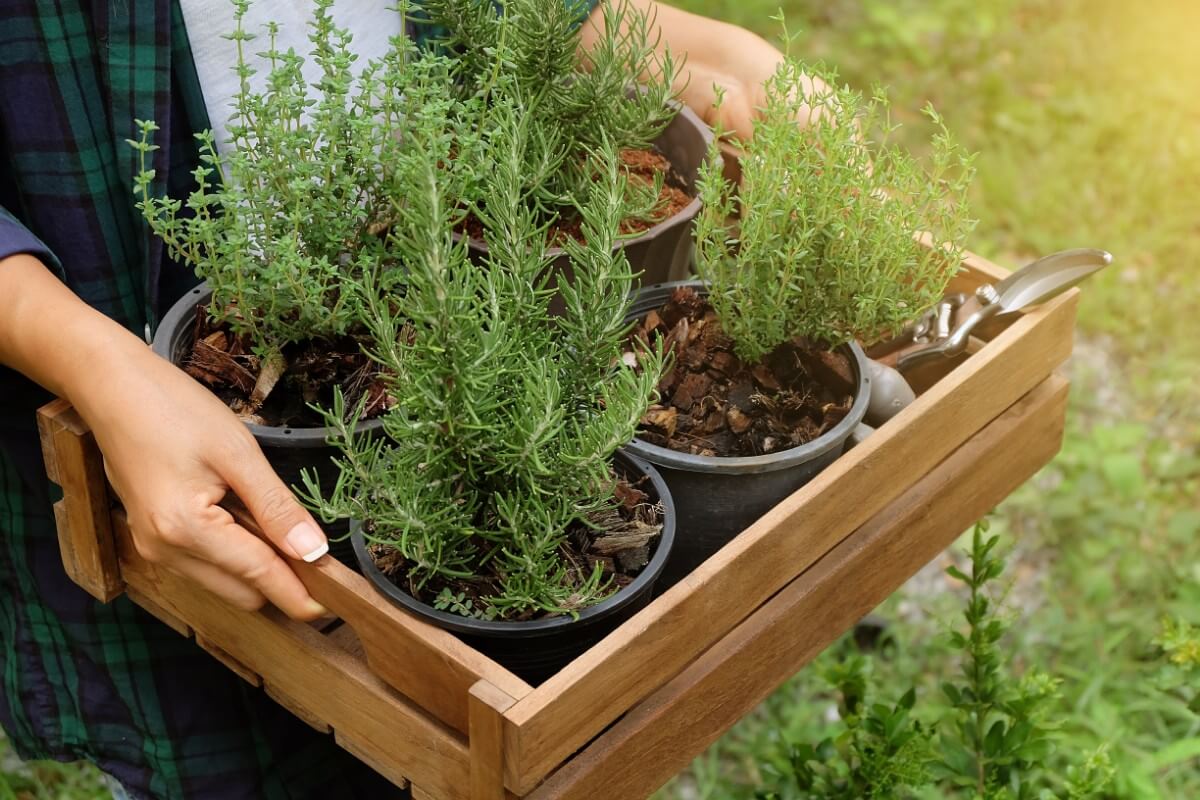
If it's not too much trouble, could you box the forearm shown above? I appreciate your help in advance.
[1,253,329,615]
[0,254,150,410]
[580,1,822,140]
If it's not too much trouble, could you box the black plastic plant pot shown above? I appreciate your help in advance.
[461,104,713,300]
[152,283,384,563]
[622,280,872,590]
[350,451,676,685]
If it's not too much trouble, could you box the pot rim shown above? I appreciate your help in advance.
[152,282,386,446]
[350,450,676,638]
[622,279,873,475]
[456,103,712,257]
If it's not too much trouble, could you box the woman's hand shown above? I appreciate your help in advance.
[581,0,826,141]
[0,255,328,621]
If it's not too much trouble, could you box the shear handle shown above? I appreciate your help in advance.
[895,285,1002,372]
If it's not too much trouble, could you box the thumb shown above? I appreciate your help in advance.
[221,451,329,563]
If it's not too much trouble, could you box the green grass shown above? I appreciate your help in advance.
[6,1,1198,796]
[658,0,1200,797]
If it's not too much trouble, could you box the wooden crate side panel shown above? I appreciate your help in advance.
[110,518,472,800]
[38,400,123,602]
[505,292,1077,792]
[125,586,192,637]
[195,634,261,687]
[220,498,532,735]
[332,733,412,791]
[529,376,1069,800]
[469,682,517,800]
[37,397,530,737]
[953,249,1016,287]
[265,683,333,734]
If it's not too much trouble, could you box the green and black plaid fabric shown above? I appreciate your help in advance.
[0,2,526,797]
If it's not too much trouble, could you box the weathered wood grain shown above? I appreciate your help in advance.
[111,517,473,800]
[221,497,532,734]
[470,681,517,800]
[504,281,1077,793]
[38,399,123,601]
[527,375,1068,800]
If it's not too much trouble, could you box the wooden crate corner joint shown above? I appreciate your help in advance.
[36,399,124,602]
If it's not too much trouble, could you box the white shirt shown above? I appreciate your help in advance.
[178,1,403,158]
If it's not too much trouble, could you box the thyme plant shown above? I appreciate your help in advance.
[695,58,977,363]
[132,0,451,360]
[302,100,664,620]
[418,0,681,230]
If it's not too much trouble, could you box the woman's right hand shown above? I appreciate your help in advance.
[0,254,329,621]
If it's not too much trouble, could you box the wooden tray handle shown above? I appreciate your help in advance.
[37,399,124,602]
[220,496,533,734]
[37,397,529,734]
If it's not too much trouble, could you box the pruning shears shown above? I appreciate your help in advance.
[861,248,1112,427]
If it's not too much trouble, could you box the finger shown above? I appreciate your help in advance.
[186,519,328,621]
[214,444,329,563]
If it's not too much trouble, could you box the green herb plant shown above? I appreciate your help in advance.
[756,655,935,799]
[1153,615,1200,715]
[302,98,665,620]
[694,56,976,363]
[131,1,454,372]
[418,0,682,236]
[934,522,1068,798]
[756,522,1115,799]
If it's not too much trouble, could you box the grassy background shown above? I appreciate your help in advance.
[4,0,1198,797]
[656,0,1200,797]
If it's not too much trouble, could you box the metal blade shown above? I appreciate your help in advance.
[994,248,1112,313]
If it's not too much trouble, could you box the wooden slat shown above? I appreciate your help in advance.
[953,249,1015,288]
[470,681,517,800]
[325,622,367,660]
[504,280,1078,792]
[529,374,1069,800]
[38,400,123,602]
[196,634,261,687]
[265,683,333,734]
[125,586,192,637]
[221,498,532,735]
[332,732,412,791]
[111,518,473,800]
[34,394,529,735]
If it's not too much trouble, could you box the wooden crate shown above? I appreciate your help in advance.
[39,249,1077,800]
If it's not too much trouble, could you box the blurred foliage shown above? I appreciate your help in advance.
[0,738,109,800]
[754,525,1117,800]
[663,0,1200,798]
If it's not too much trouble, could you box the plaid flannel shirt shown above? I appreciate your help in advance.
[0,1,588,797]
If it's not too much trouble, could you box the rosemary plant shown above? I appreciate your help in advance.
[131,0,453,361]
[695,58,977,363]
[417,0,681,232]
[302,99,665,620]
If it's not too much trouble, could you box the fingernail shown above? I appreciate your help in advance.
[286,522,328,562]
